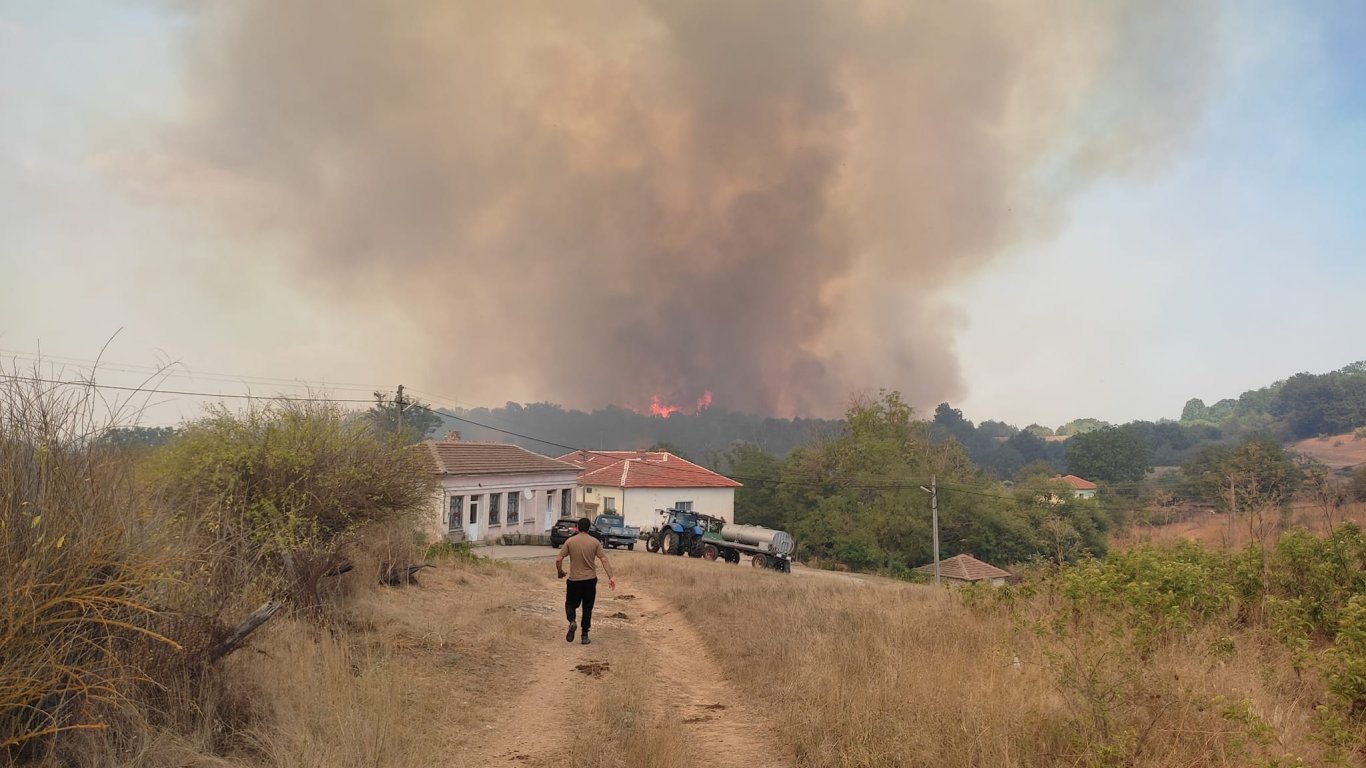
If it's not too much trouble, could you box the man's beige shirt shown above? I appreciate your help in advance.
[560,532,604,581]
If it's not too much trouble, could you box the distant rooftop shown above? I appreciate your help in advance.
[916,553,1012,582]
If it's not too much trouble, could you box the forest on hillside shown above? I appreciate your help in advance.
[427,361,1366,477]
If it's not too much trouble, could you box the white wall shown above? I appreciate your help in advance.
[620,487,735,532]
[431,470,580,543]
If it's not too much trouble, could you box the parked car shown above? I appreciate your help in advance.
[549,517,580,547]
[591,514,640,550]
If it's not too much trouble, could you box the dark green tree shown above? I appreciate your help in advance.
[103,425,178,450]
[1066,424,1153,484]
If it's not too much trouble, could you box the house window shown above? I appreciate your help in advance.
[604,497,616,513]
[562,489,572,518]
[489,493,502,526]
[675,501,693,511]
[448,496,464,531]
[469,496,479,525]
[507,492,520,525]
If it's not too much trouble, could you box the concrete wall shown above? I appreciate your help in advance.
[432,470,580,543]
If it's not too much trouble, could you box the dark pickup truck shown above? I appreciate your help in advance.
[591,514,640,550]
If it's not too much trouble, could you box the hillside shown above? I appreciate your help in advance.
[1291,432,1366,471]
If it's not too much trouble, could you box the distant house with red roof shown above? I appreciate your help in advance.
[1056,474,1098,499]
[557,450,742,532]
[915,554,1012,587]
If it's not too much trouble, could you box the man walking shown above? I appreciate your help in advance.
[556,516,615,645]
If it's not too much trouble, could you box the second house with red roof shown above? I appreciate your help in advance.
[557,450,743,533]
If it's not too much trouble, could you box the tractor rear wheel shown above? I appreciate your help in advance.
[752,553,768,569]
[702,544,719,561]
[687,540,704,558]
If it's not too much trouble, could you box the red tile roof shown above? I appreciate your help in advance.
[426,441,580,476]
[916,554,1012,582]
[1057,474,1098,490]
[556,450,742,489]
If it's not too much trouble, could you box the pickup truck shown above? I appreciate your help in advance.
[591,514,640,550]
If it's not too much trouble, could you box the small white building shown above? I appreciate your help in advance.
[557,450,741,532]
[1057,474,1098,499]
[426,439,580,544]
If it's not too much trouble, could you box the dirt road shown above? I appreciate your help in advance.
[437,565,789,767]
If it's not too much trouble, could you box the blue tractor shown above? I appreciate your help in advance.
[645,507,709,557]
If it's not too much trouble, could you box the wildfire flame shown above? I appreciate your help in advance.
[645,391,713,419]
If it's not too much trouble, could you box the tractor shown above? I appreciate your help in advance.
[645,507,710,557]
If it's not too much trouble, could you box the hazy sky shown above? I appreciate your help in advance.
[2,1,1363,429]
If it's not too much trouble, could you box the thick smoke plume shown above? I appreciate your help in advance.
[150,1,1216,416]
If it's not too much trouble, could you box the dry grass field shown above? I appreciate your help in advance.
[1118,500,1366,548]
[8,541,1360,767]
[1291,432,1366,471]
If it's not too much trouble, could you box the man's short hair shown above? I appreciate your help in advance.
[577,517,592,532]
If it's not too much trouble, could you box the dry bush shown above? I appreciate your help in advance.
[0,371,179,761]
[147,400,436,616]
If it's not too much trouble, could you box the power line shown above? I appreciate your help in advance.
[0,374,374,404]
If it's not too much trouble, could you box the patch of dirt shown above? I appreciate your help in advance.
[614,593,637,600]
[574,661,611,678]
[607,611,629,619]
[628,590,789,765]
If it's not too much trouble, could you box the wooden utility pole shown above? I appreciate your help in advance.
[396,384,406,435]
[920,475,941,586]
[931,475,941,587]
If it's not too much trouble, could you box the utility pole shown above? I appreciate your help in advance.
[396,384,406,435]
[919,475,942,587]
[931,475,941,587]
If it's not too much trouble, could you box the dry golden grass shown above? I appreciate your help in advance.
[1119,501,1366,549]
[619,554,1346,768]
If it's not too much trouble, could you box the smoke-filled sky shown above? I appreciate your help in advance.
[3,1,1365,426]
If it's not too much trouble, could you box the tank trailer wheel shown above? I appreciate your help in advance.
[702,544,718,561]
[777,558,791,573]
[727,550,741,564]
[751,553,768,569]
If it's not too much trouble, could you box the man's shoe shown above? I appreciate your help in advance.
[581,631,591,645]
[566,621,576,643]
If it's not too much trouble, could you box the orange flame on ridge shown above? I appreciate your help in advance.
[645,391,714,419]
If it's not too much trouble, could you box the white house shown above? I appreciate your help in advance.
[557,450,742,533]
[426,439,581,544]
[1057,474,1098,499]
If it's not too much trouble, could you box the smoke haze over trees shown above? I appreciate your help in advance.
[137,0,1218,418]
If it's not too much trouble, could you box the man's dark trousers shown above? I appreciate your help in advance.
[565,577,598,631]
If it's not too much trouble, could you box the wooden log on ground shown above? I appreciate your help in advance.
[207,600,282,662]
[379,562,434,586]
